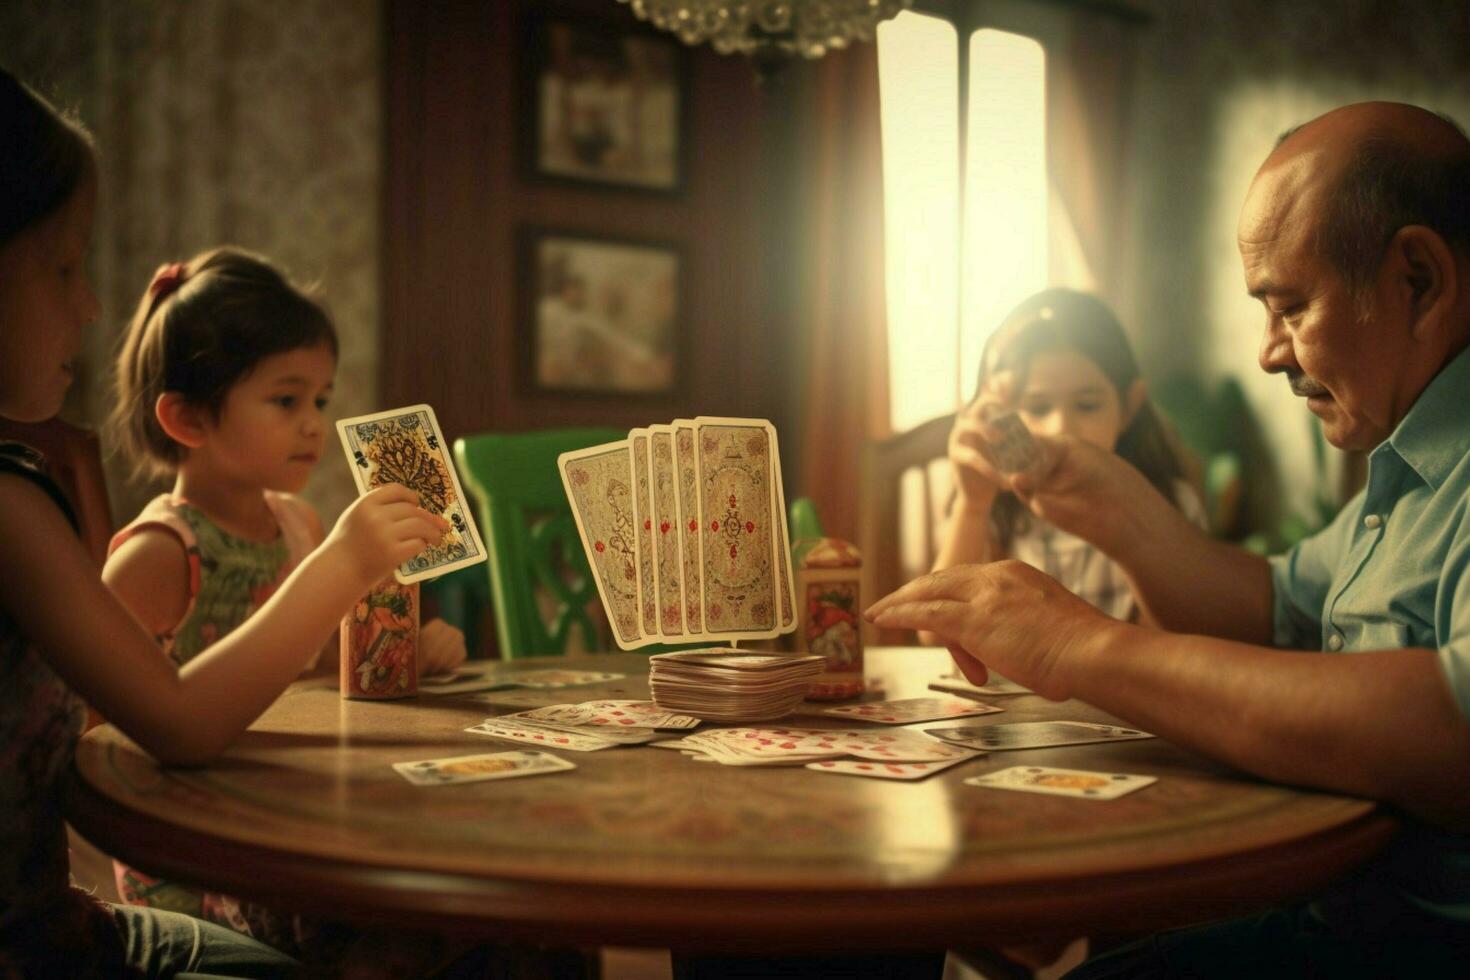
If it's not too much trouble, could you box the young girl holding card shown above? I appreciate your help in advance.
[102,247,469,946]
[933,288,1205,624]
[0,69,448,976]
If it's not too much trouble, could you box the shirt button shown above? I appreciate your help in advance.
[1363,514,1382,530]
[1327,633,1344,651]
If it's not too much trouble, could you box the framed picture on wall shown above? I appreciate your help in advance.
[523,9,688,192]
[520,229,683,397]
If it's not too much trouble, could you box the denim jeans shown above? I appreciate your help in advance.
[112,903,299,979]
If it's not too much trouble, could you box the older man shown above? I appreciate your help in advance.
[869,102,1470,974]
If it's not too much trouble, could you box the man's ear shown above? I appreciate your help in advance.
[154,393,209,450]
[1385,225,1456,342]
[1123,378,1148,428]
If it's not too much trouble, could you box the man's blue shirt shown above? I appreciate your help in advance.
[1271,344,1470,917]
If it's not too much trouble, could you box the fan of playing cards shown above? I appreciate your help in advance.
[558,418,798,650]
[648,649,824,722]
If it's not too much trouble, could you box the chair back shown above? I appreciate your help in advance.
[0,417,113,565]
[455,428,623,658]
[859,413,954,645]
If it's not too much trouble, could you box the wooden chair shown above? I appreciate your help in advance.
[858,413,955,646]
[0,416,113,565]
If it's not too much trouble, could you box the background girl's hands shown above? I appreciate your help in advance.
[949,371,1016,510]
[322,484,449,592]
[419,618,468,676]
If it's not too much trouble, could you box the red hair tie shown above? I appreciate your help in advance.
[149,262,188,301]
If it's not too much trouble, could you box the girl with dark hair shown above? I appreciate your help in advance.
[0,68,448,977]
[933,288,1205,624]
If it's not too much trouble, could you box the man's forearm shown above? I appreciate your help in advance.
[1067,623,1470,829]
[1103,494,1275,644]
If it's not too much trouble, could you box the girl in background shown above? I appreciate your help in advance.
[934,288,1206,625]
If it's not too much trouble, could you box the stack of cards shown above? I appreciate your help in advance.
[336,404,488,584]
[657,726,979,768]
[649,649,824,722]
[466,699,701,751]
[558,418,797,650]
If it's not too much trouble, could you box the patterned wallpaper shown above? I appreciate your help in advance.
[0,0,380,526]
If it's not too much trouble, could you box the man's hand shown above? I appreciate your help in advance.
[1006,434,1159,555]
[866,562,1116,700]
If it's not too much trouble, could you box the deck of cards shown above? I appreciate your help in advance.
[980,410,1044,475]
[558,418,797,650]
[336,404,488,585]
[649,649,824,722]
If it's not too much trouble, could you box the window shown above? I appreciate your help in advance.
[878,14,1048,432]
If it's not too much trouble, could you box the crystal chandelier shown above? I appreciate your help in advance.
[616,0,915,61]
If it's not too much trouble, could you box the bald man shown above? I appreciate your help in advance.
[869,103,1470,975]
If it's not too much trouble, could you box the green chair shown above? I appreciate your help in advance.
[455,428,623,658]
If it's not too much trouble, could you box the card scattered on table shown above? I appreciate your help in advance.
[965,765,1156,799]
[420,667,625,695]
[814,696,1004,725]
[673,726,976,767]
[464,720,620,752]
[649,649,823,722]
[925,721,1154,752]
[336,404,487,584]
[804,754,981,781]
[392,750,573,786]
[558,417,797,650]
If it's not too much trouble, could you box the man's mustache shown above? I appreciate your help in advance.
[1287,371,1330,398]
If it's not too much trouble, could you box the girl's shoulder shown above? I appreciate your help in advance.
[108,493,197,560]
[0,442,78,533]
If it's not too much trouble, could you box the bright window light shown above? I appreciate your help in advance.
[961,29,1048,401]
[877,22,1048,428]
[877,12,960,433]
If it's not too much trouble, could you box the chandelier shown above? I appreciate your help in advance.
[616,0,915,61]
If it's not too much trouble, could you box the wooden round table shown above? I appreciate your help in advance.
[67,648,1397,952]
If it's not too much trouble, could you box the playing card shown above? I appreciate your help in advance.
[766,423,796,630]
[649,426,687,637]
[464,719,620,751]
[925,721,1154,751]
[558,440,646,649]
[422,667,626,695]
[981,411,1043,475]
[928,676,1033,698]
[336,405,488,584]
[693,418,780,641]
[682,726,973,766]
[673,421,705,636]
[817,697,1005,725]
[494,713,662,745]
[392,750,574,786]
[512,699,700,729]
[629,429,659,639]
[805,753,981,781]
[965,765,1157,800]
